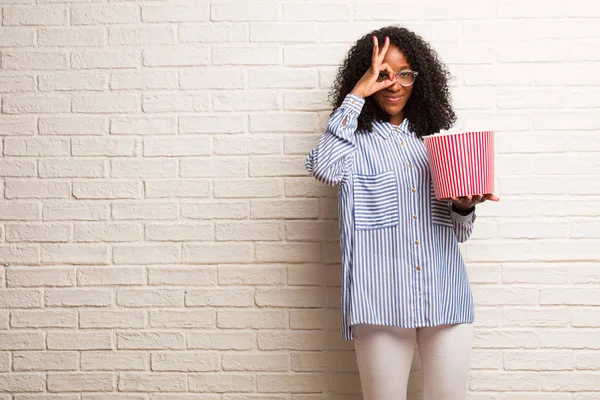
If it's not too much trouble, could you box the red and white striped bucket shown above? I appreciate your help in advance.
[423,131,494,200]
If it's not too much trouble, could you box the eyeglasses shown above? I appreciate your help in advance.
[377,70,419,87]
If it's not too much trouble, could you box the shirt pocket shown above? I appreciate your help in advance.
[353,170,399,230]
[430,184,454,228]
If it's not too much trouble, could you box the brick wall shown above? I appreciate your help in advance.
[0,0,599,398]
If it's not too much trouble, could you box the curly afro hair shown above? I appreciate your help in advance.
[330,26,456,138]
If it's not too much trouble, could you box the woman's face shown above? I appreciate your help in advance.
[371,45,414,124]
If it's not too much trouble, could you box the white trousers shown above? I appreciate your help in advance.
[353,323,473,400]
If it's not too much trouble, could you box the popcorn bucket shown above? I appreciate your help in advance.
[423,131,494,200]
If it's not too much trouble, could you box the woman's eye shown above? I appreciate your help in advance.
[378,73,388,80]
[399,72,411,78]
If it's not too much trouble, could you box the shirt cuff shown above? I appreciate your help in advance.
[450,207,476,224]
[341,93,365,114]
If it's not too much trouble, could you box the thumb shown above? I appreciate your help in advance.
[483,193,500,201]
[380,79,396,90]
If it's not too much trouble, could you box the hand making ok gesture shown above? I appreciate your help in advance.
[351,36,397,99]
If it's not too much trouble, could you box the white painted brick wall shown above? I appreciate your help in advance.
[0,0,598,398]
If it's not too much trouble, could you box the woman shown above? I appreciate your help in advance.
[305,26,498,400]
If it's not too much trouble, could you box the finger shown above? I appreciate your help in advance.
[378,79,397,91]
[371,36,379,71]
[371,40,377,57]
[379,62,395,81]
[472,194,483,203]
[484,193,500,201]
[378,36,390,61]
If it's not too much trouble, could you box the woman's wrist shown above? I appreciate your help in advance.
[350,87,367,99]
[452,204,475,215]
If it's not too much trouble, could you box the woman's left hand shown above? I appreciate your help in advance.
[443,193,500,212]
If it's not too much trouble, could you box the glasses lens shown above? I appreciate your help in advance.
[398,71,415,85]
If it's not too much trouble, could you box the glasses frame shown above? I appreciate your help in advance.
[378,70,419,87]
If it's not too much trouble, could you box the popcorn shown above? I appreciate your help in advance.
[431,127,484,136]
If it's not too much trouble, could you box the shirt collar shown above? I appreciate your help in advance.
[372,118,412,139]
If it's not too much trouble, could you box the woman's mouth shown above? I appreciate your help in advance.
[384,95,403,103]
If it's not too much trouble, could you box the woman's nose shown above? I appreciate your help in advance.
[387,80,403,92]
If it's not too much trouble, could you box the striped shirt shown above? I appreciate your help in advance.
[306,94,476,340]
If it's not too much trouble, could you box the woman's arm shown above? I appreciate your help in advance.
[450,205,476,243]
[305,93,364,186]
[445,194,499,242]
[307,37,398,186]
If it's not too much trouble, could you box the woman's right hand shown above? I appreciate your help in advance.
[351,36,396,99]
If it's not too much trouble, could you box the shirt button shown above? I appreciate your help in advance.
[413,215,418,220]
[415,240,419,245]
[418,292,422,296]
[408,163,413,168]
[416,266,421,271]
[411,188,416,193]
[401,141,405,145]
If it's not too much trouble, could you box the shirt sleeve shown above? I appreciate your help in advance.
[305,93,364,186]
[450,206,476,243]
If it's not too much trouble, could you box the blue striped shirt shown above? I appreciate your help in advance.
[306,94,476,340]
